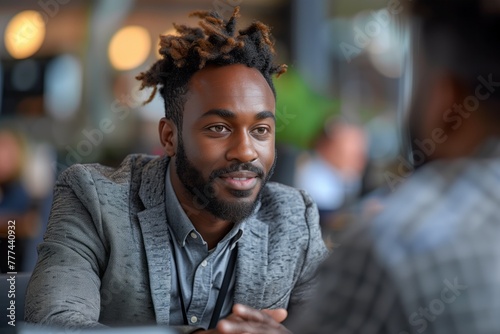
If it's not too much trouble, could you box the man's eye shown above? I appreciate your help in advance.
[253,127,269,135]
[208,125,228,133]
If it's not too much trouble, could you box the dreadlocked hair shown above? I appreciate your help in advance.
[136,6,287,129]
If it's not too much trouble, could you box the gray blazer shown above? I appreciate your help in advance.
[25,154,328,329]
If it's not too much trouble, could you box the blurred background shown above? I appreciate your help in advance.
[0,0,409,271]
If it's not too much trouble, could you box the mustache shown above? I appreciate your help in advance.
[209,162,265,181]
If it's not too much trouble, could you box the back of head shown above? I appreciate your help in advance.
[136,7,286,130]
[401,0,500,164]
[406,0,500,101]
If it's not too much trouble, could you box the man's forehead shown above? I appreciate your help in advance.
[189,64,270,89]
[185,64,275,104]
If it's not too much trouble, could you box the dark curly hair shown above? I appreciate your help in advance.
[408,0,500,99]
[136,6,287,130]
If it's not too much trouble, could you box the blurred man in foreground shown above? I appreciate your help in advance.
[290,0,500,333]
[25,8,327,334]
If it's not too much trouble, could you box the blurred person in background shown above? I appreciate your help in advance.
[294,119,368,229]
[287,0,500,333]
[25,7,328,334]
[0,128,40,273]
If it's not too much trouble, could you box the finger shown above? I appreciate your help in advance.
[232,304,266,323]
[262,308,288,323]
[217,318,242,334]
[232,304,283,327]
[217,318,289,334]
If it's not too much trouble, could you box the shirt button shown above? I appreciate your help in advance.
[190,316,198,324]
[190,232,198,239]
[201,260,208,267]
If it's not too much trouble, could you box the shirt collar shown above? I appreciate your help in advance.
[473,136,500,158]
[165,164,246,248]
[165,164,199,246]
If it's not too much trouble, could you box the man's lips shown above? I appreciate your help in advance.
[218,171,259,191]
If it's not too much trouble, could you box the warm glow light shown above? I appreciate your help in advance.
[4,11,46,59]
[109,26,151,71]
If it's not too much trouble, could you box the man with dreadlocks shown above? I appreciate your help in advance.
[25,7,328,334]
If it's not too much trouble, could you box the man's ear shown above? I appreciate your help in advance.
[159,118,178,157]
[416,71,483,160]
[419,72,466,140]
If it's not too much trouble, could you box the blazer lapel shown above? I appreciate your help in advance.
[137,156,172,325]
[234,215,269,308]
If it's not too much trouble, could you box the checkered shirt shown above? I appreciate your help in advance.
[291,140,500,334]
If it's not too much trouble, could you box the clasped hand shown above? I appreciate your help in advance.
[195,304,291,334]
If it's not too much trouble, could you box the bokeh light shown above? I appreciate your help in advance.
[109,25,151,71]
[45,55,83,120]
[4,10,46,59]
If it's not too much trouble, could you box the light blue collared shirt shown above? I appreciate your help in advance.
[165,165,244,329]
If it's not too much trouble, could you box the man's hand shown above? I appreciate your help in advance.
[195,304,291,334]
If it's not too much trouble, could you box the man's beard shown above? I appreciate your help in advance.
[175,138,276,223]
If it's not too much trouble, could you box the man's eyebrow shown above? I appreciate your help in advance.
[200,109,276,122]
[255,111,275,122]
[200,109,236,119]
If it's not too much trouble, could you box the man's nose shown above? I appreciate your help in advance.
[225,131,258,163]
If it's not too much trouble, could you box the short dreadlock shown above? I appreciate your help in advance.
[136,6,287,130]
